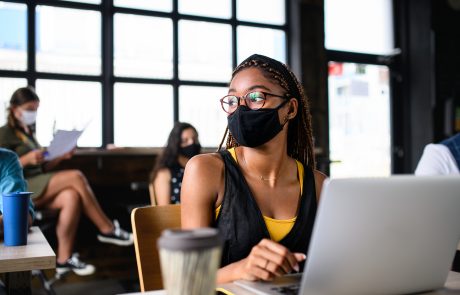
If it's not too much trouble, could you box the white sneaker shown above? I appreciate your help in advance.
[97,220,134,246]
[56,253,95,276]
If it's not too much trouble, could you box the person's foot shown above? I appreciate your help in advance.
[56,253,96,276]
[97,219,133,246]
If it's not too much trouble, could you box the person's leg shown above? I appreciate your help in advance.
[40,170,113,234]
[35,188,81,264]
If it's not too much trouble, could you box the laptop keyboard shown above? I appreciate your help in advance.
[270,284,300,294]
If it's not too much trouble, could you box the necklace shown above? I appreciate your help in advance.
[240,152,283,182]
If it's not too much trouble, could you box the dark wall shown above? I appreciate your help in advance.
[433,0,460,141]
[290,0,329,173]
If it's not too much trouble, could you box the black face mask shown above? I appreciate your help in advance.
[227,101,288,148]
[179,143,201,158]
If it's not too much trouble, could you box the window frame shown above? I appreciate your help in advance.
[0,0,290,147]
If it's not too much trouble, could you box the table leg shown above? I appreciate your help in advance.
[4,271,31,295]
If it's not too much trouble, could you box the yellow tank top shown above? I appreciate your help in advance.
[215,148,304,242]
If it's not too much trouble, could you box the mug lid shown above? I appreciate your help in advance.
[157,228,223,251]
[2,192,33,197]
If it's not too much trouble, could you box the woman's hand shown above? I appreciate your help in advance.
[235,239,306,281]
[23,149,45,166]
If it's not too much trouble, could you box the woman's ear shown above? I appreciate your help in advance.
[287,98,298,119]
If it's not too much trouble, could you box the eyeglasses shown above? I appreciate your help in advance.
[220,91,290,114]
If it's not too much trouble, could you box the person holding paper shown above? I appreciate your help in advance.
[0,87,133,276]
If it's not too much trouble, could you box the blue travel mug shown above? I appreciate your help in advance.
[2,192,32,246]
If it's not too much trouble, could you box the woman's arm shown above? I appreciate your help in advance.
[313,170,328,202]
[181,153,222,228]
[152,168,172,206]
[181,154,305,283]
[19,149,44,167]
[42,150,73,171]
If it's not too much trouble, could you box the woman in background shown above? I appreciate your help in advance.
[181,54,327,283]
[149,122,201,205]
[0,87,133,276]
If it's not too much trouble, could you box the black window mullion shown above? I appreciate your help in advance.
[27,0,36,87]
[231,0,237,69]
[285,0,291,66]
[102,0,114,146]
[172,0,179,122]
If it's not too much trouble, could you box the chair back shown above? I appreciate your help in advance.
[131,205,181,291]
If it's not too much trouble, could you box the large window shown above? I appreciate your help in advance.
[325,0,395,177]
[0,0,289,148]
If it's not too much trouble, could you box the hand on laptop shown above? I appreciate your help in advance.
[237,239,306,281]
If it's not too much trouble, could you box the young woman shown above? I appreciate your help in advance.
[150,122,201,205]
[0,87,133,276]
[180,54,327,283]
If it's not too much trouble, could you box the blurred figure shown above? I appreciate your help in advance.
[0,148,35,237]
[150,122,201,205]
[415,133,460,272]
[415,133,460,175]
[0,87,133,277]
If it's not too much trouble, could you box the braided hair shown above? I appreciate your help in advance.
[218,54,316,169]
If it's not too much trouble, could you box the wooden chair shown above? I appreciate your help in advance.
[131,205,181,291]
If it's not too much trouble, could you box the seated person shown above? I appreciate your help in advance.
[0,148,35,237]
[415,133,460,175]
[150,122,201,205]
[415,133,460,272]
[180,54,327,283]
[0,87,133,276]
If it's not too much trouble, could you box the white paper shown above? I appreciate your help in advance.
[44,129,83,161]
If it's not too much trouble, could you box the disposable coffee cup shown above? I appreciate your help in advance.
[2,192,32,246]
[157,228,223,295]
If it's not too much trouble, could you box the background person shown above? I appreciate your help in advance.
[415,132,460,272]
[415,133,460,175]
[149,122,201,205]
[0,148,35,238]
[180,54,327,283]
[0,87,133,276]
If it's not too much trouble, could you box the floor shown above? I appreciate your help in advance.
[31,217,141,295]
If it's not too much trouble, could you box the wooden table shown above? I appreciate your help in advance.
[119,271,460,295]
[0,226,56,294]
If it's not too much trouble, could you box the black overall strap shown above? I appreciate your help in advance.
[215,150,317,267]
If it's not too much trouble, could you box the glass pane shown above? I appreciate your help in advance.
[325,0,394,55]
[237,0,285,25]
[328,62,391,178]
[237,26,286,64]
[35,80,102,147]
[114,14,173,79]
[36,6,101,75]
[179,20,232,82]
[179,86,228,147]
[0,2,27,71]
[59,0,101,4]
[114,83,173,147]
[179,0,231,19]
[0,78,27,126]
[114,0,172,12]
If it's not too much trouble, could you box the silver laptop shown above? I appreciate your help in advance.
[235,176,460,295]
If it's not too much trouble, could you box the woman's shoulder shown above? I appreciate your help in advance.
[187,152,224,171]
[0,124,13,137]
